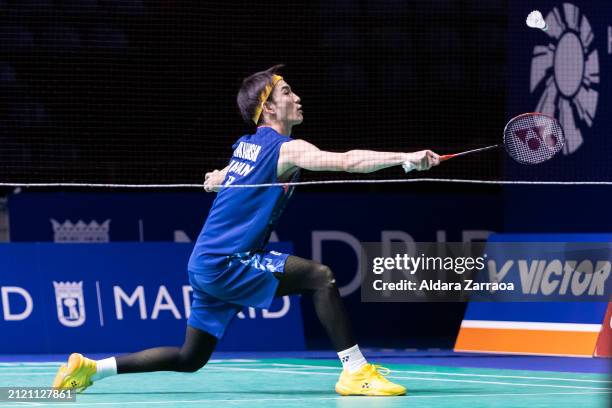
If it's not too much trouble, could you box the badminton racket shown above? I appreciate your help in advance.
[403,112,565,172]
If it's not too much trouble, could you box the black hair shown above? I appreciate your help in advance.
[237,64,284,124]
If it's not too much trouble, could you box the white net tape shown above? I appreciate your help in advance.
[2,178,611,189]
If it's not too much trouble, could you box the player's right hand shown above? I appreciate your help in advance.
[405,150,440,171]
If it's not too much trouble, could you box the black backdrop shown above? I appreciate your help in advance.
[0,0,506,184]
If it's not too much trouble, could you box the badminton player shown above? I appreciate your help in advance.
[52,65,440,396]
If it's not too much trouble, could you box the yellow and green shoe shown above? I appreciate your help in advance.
[335,363,406,396]
[52,353,97,392]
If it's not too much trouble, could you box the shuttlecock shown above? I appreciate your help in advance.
[526,10,548,31]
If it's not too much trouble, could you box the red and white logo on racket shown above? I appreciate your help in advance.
[503,113,565,164]
[513,125,559,151]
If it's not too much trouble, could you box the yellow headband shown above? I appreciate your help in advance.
[252,74,283,124]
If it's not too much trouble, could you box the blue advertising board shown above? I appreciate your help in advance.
[470,236,612,302]
[7,192,503,297]
[459,234,611,356]
[468,233,611,310]
[0,243,305,353]
[7,191,502,346]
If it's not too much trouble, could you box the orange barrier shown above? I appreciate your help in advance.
[594,302,612,357]
[455,325,600,357]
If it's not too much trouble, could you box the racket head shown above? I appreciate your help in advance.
[503,112,565,165]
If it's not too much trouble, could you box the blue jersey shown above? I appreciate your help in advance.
[188,127,298,272]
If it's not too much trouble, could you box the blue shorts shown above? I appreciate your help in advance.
[187,250,289,338]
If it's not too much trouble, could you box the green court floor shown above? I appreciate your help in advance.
[0,359,610,407]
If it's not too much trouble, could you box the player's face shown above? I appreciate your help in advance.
[269,80,303,125]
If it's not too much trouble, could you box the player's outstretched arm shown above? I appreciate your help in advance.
[279,139,439,174]
[203,166,229,192]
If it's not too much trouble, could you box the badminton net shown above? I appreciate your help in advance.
[1,1,610,189]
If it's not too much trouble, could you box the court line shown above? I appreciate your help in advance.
[0,359,258,367]
[0,390,610,407]
[2,362,610,382]
[205,366,612,391]
[0,362,267,376]
[208,359,260,363]
[269,363,612,383]
[0,396,343,407]
[0,368,56,371]
[0,367,274,376]
[2,362,610,386]
[0,373,55,377]
[0,363,292,377]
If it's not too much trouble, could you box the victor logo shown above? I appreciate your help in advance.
[530,3,599,154]
[488,259,610,296]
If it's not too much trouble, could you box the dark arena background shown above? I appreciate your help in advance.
[1,0,510,184]
[0,1,611,407]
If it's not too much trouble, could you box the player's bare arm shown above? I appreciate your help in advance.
[278,139,440,175]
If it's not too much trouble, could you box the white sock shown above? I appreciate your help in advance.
[337,344,367,373]
[91,357,117,381]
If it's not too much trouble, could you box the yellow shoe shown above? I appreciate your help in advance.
[335,363,406,396]
[52,353,97,392]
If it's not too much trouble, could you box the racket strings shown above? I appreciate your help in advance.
[504,115,565,165]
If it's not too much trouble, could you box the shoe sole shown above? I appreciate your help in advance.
[335,383,406,396]
[52,365,68,389]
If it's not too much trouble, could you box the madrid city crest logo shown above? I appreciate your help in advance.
[530,3,599,154]
[53,281,86,327]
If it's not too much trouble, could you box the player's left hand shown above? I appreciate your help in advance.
[204,170,222,192]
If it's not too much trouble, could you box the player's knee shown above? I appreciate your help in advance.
[179,357,208,373]
[315,264,336,288]
[178,352,211,373]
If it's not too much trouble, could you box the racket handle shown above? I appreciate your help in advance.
[440,145,500,162]
[406,144,499,170]
[402,161,417,173]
